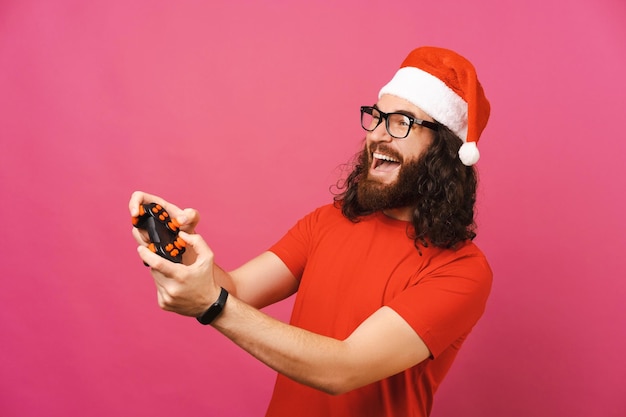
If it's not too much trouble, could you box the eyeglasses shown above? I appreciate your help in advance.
[360,106,439,139]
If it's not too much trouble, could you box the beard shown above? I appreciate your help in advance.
[355,145,425,212]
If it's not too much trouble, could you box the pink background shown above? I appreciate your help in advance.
[1,0,625,416]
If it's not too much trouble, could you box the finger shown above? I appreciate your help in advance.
[129,191,158,217]
[137,245,182,278]
[131,226,150,245]
[178,208,200,231]
[128,191,184,219]
[153,279,175,312]
[178,231,213,264]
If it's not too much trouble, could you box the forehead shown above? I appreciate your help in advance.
[377,94,433,121]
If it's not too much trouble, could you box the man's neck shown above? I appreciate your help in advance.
[382,207,412,221]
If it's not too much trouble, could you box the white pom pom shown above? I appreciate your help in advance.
[458,142,480,166]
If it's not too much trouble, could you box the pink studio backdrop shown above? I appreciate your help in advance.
[1,1,625,416]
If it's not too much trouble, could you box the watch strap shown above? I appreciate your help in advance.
[196,287,229,325]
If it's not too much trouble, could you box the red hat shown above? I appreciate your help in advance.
[379,46,490,166]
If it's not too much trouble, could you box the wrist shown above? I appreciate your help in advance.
[196,287,229,325]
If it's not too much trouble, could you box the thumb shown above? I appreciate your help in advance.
[176,208,200,231]
[178,231,214,264]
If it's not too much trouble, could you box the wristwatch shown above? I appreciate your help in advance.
[196,287,229,325]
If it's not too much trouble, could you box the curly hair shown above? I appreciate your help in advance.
[333,125,478,251]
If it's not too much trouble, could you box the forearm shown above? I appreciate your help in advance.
[211,263,237,296]
[209,260,281,309]
[218,252,299,309]
[211,294,354,395]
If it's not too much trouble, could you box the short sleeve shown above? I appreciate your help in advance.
[268,206,323,280]
[386,248,493,358]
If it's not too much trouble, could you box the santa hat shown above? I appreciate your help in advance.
[378,46,490,166]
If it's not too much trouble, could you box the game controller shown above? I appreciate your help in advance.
[132,203,186,264]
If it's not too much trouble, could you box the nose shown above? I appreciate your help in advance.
[367,117,393,143]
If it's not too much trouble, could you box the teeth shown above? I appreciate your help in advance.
[373,152,399,163]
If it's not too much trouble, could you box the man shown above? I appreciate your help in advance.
[130,46,492,416]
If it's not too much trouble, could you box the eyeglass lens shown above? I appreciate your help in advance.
[361,107,412,139]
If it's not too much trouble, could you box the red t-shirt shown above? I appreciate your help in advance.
[266,204,492,417]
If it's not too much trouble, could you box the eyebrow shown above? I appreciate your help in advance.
[373,104,418,119]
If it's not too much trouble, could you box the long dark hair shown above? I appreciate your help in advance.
[333,125,478,251]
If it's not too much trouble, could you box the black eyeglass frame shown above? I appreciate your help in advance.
[360,106,439,139]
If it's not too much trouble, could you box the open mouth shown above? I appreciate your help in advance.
[372,152,401,172]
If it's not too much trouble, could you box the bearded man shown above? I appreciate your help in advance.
[130,46,492,417]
